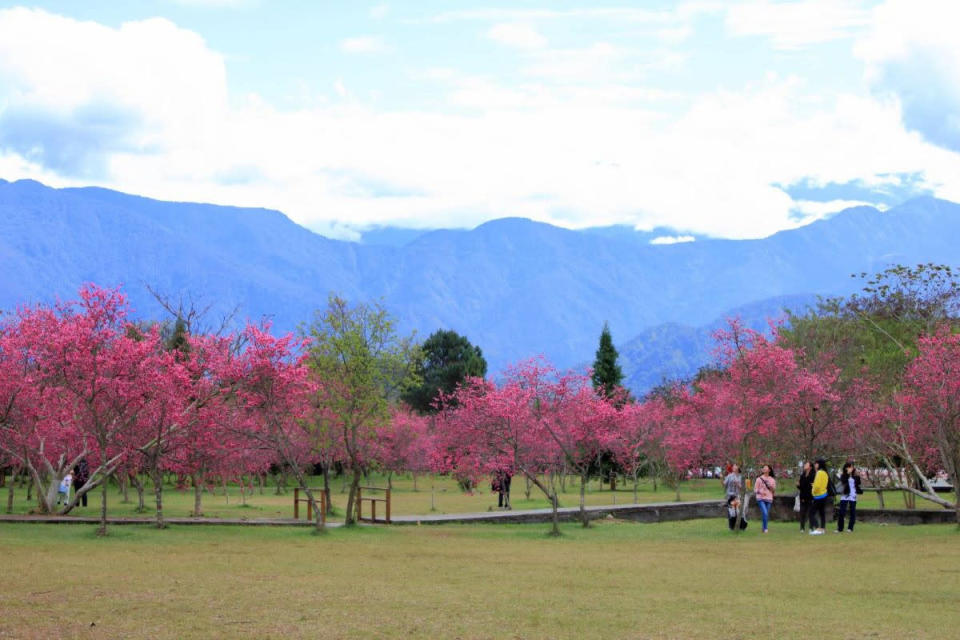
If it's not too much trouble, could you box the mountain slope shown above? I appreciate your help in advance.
[2,179,959,393]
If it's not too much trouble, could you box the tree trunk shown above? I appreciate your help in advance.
[240,476,247,506]
[130,473,146,513]
[524,475,532,500]
[119,473,130,503]
[97,479,109,537]
[192,473,204,517]
[322,465,333,516]
[152,471,165,529]
[412,472,418,492]
[344,467,362,526]
[579,471,590,528]
[387,471,393,491]
[633,471,639,504]
[258,473,265,495]
[6,472,15,513]
[222,476,229,504]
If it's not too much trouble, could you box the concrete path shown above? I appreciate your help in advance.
[0,514,342,527]
[0,499,724,527]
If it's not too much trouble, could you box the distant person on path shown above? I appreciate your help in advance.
[57,472,72,506]
[723,464,743,499]
[796,461,815,533]
[753,465,776,533]
[726,495,748,530]
[810,459,833,535]
[73,458,89,507]
[493,468,512,509]
[837,463,862,533]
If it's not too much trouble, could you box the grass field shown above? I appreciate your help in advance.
[1,472,919,521]
[0,519,957,639]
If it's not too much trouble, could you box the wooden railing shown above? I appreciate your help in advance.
[293,487,327,524]
[356,486,391,523]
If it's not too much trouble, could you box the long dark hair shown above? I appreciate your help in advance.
[761,464,775,479]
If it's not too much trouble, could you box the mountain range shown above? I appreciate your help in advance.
[2,178,959,393]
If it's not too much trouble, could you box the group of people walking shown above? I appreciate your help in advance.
[723,459,863,534]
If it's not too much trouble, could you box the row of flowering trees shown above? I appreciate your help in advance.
[2,275,959,536]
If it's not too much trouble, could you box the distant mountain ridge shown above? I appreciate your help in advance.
[2,178,959,393]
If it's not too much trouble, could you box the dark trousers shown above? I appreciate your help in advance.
[728,515,748,530]
[497,476,511,508]
[811,498,827,529]
[78,491,87,507]
[837,500,856,531]
[798,498,812,530]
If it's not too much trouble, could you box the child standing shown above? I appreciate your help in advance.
[57,472,72,506]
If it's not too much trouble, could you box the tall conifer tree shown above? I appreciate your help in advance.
[591,322,623,398]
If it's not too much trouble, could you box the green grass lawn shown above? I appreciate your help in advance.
[3,473,739,521]
[2,472,933,527]
[0,519,957,639]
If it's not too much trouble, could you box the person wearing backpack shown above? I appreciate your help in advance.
[796,461,815,533]
[810,459,834,535]
[836,462,862,533]
[753,464,776,533]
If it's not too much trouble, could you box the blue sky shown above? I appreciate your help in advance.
[0,1,958,240]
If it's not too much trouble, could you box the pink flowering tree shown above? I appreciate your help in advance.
[890,329,960,520]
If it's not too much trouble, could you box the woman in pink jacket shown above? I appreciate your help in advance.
[754,465,777,533]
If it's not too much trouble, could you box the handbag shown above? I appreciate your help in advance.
[793,494,801,512]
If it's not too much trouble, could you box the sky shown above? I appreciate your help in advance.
[0,0,958,241]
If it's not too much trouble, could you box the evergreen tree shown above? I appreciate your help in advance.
[403,329,487,414]
[591,322,623,398]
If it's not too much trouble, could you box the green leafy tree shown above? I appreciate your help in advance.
[591,323,624,398]
[403,329,487,414]
[302,294,418,525]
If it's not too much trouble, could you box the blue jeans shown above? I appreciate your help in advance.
[758,500,772,531]
[837,500,856,531]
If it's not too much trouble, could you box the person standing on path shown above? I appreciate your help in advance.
[753,465,776,533]
[837,463,862,533]
[796,461,815,533]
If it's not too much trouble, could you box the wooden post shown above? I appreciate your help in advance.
[294,487,300,519]
[320,491,326,526]
[386,488,391,524]
[307,495,313,521]
[371,499,376,522]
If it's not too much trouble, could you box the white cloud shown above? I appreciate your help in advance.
[369,4,389,20]
[2,8,960,243]
[726,0,870,49]
[855,0,960,150]
[487,23,547,49]
[650,235,695,245]
[339,36,388,54]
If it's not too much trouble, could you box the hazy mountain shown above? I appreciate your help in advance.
[2,178,959,393]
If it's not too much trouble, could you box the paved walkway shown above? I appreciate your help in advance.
[0,499,724,527]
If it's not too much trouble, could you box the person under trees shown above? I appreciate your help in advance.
[403,329,486,414]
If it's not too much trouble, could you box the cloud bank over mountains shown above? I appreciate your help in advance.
[0,1,959,240]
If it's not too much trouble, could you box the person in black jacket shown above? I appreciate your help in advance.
[73,458,90,507]
[837,462,862,532]
[796,461,815,532]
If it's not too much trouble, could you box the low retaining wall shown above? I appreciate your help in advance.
[390,500,725,525]
[748,495,957,526]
